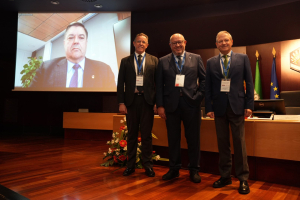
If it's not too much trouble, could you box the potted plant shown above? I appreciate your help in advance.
[20,56,43,88]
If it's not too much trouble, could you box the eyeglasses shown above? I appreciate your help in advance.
[217,39,231,44]
[171,40,184,45]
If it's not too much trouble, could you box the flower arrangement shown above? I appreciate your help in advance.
[101,117,161,169]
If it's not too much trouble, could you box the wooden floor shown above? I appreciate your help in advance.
[0,136,299,200]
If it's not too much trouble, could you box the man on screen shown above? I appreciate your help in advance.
[30,22,116,90]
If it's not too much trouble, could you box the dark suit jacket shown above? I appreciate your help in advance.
[205,52,254,116]
[117,53,158,106]
[156,52,206,112]
[30,57,116,90]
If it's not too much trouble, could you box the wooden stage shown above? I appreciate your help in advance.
[1,136,300,200]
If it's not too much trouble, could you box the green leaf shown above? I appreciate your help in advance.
[103,154,111,160]
[21,57,43,82]
[101,162,110,167]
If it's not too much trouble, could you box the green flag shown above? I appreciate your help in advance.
[254,59,263,100]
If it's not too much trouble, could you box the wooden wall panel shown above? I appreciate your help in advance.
[112,116,255,155]
[199,119,218,152]
[254,121,300,161]
[63,112,117,130]
[152,116,169,147]
[64,113,300,162]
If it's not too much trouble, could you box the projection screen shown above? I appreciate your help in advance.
[14,12,131,92]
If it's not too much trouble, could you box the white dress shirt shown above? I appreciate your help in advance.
[219,50,232,74]
[66,58,85,87]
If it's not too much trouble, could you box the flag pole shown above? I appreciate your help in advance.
[254,50,263,99]
[270,47,280,99]
[255,50,259,60]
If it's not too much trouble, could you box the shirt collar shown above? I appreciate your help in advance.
[220,50,232,58]
[67,58,85,72]
[135,51,146,57]
[173,51,185,58]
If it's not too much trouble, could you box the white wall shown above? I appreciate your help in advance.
[84,13,120,83]
[51,35,65,59]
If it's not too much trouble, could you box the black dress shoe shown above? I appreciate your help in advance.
[162,169,179,180]
[213,177,232,188]
[190,170,201,183]
[123,168,135,176]
[145,168,155,177]
[239,180,250,194]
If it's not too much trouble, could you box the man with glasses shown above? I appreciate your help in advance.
[205,31,253,194]
[117,33,158,177]
[156,33,206,183]
[30,22,116,90]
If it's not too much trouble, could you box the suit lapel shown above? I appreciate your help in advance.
[182,52,191,74]
[168,53,178,74]
[144,53,150,77]
[55,58,67,87]
[129,54,136,75]
[228,52,235,78]
[215,54,224,77]
[83,58,94,87]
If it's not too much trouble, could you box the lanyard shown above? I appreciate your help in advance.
[134,54,146,74]
[220,51,232,78]
[174,52,186,74]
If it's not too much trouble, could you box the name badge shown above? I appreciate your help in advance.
[136,75,143,86]
[175,74,185,87]
[220,79,231,92]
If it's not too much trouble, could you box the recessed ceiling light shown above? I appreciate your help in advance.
[94,4,103,8]
[51,1,59,5]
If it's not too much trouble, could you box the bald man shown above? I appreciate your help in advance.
[156,33,206,183]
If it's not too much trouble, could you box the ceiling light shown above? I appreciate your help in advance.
[94,4,103,8]
[51,1,59,5]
